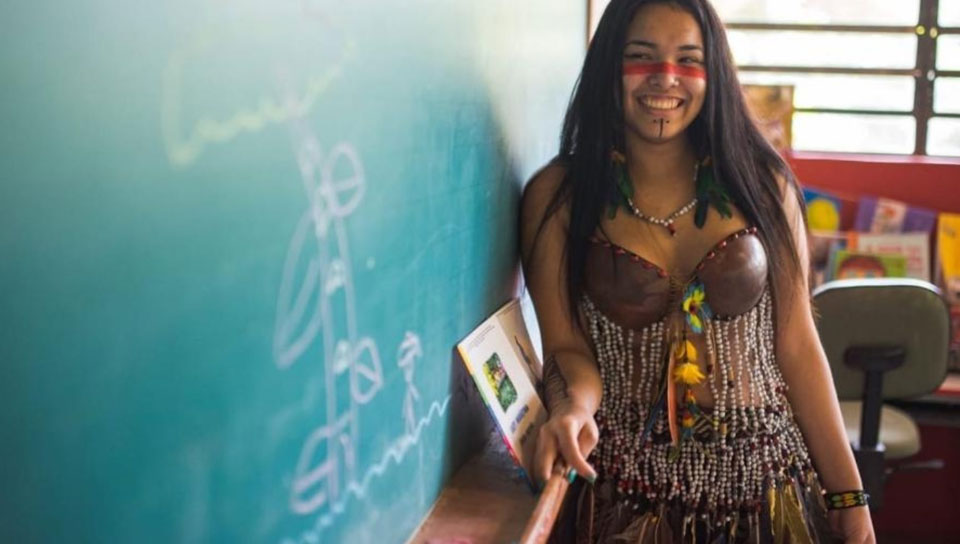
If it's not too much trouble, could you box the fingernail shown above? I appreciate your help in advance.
[587,473,597,484]
[567,469,578,484]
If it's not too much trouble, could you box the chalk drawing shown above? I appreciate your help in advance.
[274,119,450,541]
[281,396,451,544]
[160,20,355,167]
[276,122,384,517]
[397,332,423,435]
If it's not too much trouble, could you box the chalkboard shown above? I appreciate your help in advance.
[0,1,584,542]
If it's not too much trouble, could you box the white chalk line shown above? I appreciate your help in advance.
[282,395,451,544]
[161,34,355,167]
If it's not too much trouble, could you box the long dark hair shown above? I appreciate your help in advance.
[534,0,804,322]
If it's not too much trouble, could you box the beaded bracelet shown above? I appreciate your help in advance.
[825,490,869,510]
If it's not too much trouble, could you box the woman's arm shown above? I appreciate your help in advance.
[521,164,602,484]
[774,183,875,543]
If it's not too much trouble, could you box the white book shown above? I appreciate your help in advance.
[457,299,547,485]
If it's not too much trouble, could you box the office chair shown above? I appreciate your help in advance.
[812,278,950,509]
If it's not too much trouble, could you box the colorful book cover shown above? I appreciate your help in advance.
[855,196,937,234]
[457,299,547,487]
[829,249,908,280]
[803,188,843,232]
[938,213,960,303]
[845,232,931,281]
[904,207,938,233]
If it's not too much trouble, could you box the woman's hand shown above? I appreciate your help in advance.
[533,401,599,486]
[829,507,876,544]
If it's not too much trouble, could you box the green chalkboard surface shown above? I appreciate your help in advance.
[0,1,584,542]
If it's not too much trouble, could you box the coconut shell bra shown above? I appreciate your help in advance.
[586,226,768,327]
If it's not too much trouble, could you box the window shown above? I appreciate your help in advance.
[716,0,958,157]
[588,0,960,157]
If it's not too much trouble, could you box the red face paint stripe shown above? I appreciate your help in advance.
[623,61,706,79]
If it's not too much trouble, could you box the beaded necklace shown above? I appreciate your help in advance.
[619,163,699,236]
[608,152,733,232]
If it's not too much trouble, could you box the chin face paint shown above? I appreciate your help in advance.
[623,61,707,80]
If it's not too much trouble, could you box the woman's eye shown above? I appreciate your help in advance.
[625,52,651,60]
[680,57,703,64]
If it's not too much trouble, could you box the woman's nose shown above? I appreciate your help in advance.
[647,69,678,89]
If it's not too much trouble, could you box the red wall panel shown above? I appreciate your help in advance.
[786,152,960,214]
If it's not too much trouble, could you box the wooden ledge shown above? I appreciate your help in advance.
[411,449,538,544]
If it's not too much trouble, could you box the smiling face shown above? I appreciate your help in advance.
[621,3,707,145]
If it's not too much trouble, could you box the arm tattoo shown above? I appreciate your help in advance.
[543,354,570,412]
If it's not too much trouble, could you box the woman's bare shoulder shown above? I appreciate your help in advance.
[522,160,569,220]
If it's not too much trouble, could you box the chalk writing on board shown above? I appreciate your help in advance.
[274,122,451,542]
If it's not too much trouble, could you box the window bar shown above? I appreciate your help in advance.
[738,66,918,76]
[792,108,912,117]
[728,1,954,156]
[915,0,939,154]
[725,23,916,34]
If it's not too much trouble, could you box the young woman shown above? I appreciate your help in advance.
[520,1,875,542]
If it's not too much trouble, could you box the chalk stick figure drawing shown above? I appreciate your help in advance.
[397,332,423,435]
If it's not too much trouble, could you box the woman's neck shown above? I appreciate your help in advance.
[624,136,698,195]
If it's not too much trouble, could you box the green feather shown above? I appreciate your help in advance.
[617,163,633,198]
[694,200,709,228]
[606,158,635,219]
[714,198,733,218]
[694,159,733,228]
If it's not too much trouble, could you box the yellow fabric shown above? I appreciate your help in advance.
[769,486,784,544]
[784,483,814,544]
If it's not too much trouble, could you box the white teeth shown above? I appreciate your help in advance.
[641,97,682,110]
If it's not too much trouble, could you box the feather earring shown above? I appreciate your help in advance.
[694,156,733,228]
[608,150,632,219]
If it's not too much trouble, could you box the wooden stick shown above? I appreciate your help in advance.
[518,468,572,544]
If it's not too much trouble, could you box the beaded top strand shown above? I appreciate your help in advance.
[581,289,818,532]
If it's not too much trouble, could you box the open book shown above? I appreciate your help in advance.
[457,299,547,487]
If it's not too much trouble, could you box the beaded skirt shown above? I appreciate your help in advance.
[551,292,840,543]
